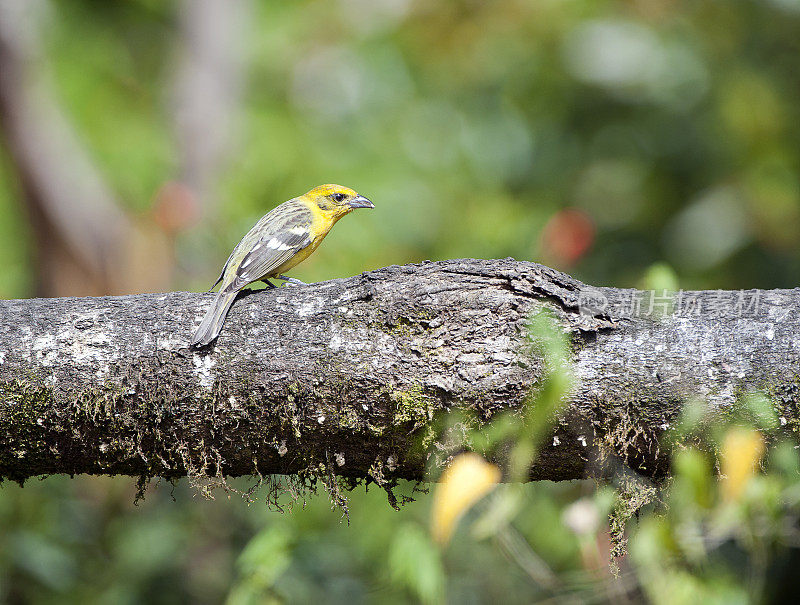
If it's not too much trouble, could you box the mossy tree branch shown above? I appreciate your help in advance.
[1,258,799,487]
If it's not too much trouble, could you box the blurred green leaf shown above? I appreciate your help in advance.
[227,524,293,605]
[387,523,444,605]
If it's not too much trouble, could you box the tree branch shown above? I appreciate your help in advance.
[1,258,797,486]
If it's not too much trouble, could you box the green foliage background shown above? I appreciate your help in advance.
[1,0,800,603]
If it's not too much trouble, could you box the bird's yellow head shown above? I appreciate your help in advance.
[303,184,375,218]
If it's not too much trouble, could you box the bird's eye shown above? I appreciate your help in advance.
[332,192,346,203]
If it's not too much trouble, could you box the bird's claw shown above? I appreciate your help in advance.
[275,275,307,286]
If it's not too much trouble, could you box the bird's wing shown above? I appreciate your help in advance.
[222,200,314,292]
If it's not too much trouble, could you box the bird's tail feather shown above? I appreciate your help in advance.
[192,290,238,347]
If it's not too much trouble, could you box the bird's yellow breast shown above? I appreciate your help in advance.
[267,201,344,277]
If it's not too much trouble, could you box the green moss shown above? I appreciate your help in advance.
[389,317,415,338]
[1,369,432,511]
[0,379,57,483]
[379,309,436,338]
[608,475,658,575]
[391,384,433,427]
[416,422,438,452]
[767,373,800,434]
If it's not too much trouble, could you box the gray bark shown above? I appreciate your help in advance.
[1,258,798,486]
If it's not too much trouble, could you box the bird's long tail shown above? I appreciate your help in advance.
[192,290,238,347]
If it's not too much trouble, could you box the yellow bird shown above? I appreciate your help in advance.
[192,184,374,346]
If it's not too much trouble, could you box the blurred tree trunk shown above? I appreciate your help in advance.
[171,0,248,213]
[0,0,248,297]
[0,0,131,296]
[1,259,797,487]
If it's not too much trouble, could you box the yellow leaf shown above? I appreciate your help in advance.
[431,453,501,545]
[721,427,765,502]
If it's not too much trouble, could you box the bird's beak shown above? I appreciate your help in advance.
[348,195,375,209]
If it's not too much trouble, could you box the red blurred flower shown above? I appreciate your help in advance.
[539,208,595,267]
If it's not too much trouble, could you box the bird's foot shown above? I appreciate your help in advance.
[275,275,307,286]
